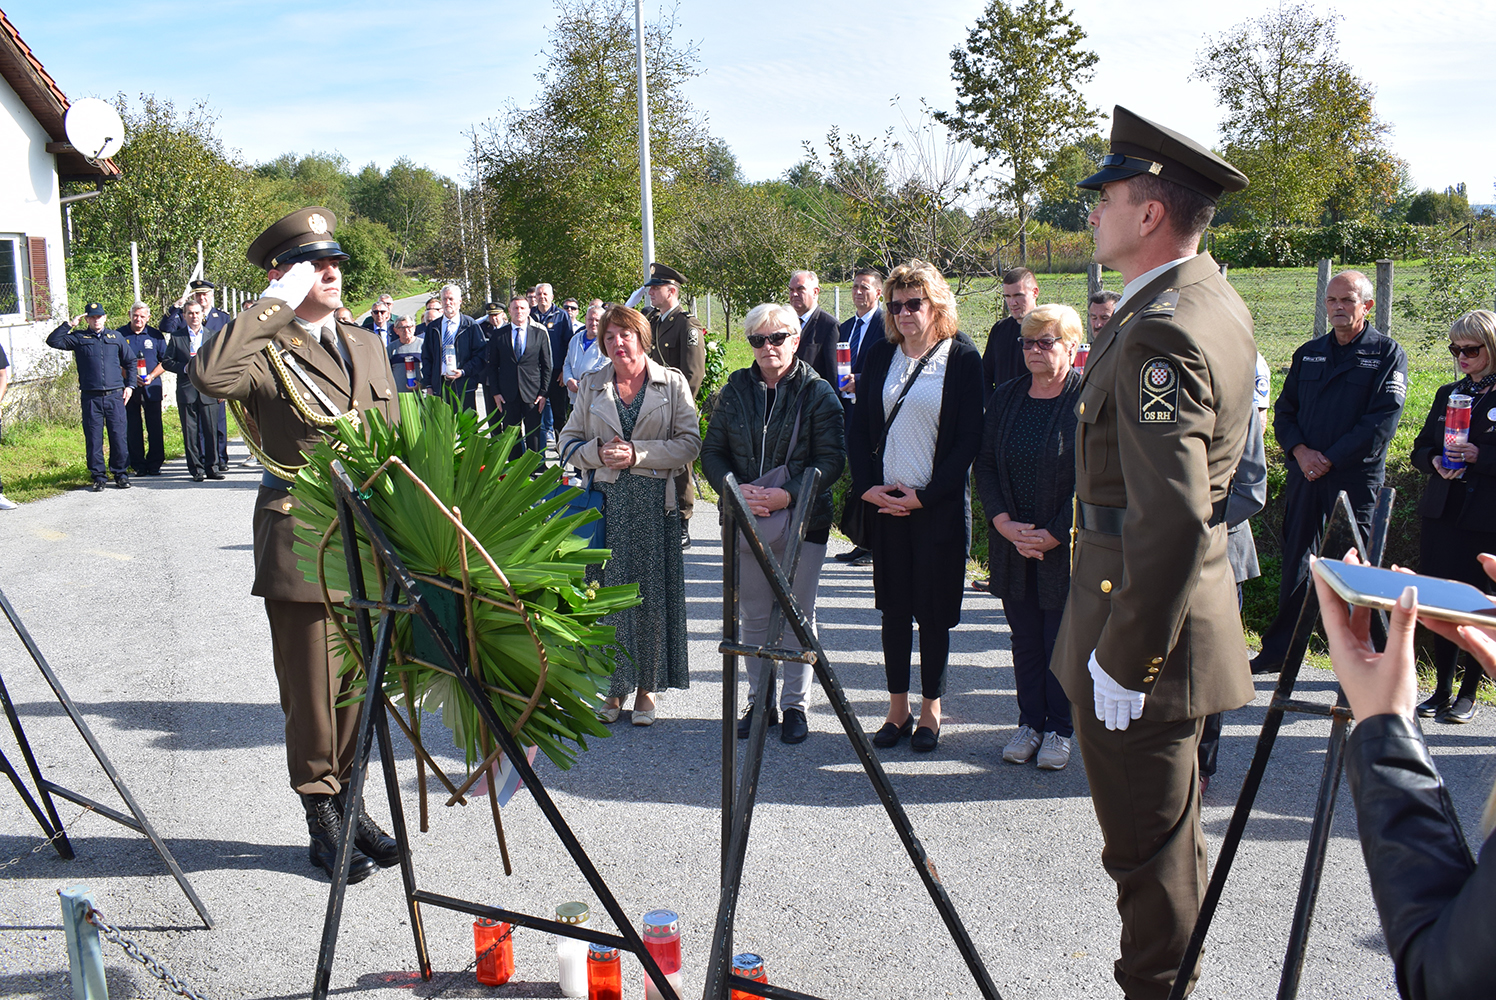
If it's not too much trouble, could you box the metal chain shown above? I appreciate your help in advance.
[0,804,92,871]
[86,906,207,1000]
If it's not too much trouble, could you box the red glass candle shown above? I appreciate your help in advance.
[473,918,513,986]
[1073,342,1090,374]
[1445,393,1473,470]
[404,355,417,388]
[136,357,147,381]
[730,952,768,999]
[642,909,682,1000]
[836,340,852,395]
[586,943,622,1000]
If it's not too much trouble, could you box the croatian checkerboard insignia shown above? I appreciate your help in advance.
[1140,357,1179,423]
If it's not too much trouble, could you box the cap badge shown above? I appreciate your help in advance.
[308,213,328,235]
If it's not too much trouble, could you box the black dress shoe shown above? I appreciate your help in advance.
[780,708,809,744]
[115,474,131,489]
[1249,653,1283,675]
[849,550,873,566]
[301,793,378,883]
[681,522,692,548]
[1417,692,1452,718]
[871,714,915,748]
[835,546,870,563]
[911,724,940,753]
[89,480,105,492]
[1443,696,1478,724]
[191,473,206,482]
[337,791,401,868]
[206,469,226,480]
[737,704,778,739]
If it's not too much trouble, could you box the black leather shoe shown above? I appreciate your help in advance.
[971,578,989,593]
[206,469,226,480]
[1249,653,1283,675]
[911,725,940,753]
[737,704,778,739]
[1443,696,1478,724]
[849,550,873,566]
[835,546,870,563]
[780,708,808,744]
[301,793,378,883]
[680,522,691,548]
[191,473,205,482]
[1417,692,1452,718]
[871,714,914,748]
[337,791,401,868]
[89,480,105,493]
[115,474,131,489]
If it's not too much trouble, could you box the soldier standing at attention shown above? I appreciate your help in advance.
[191,207,401,884]
[1051,108,1256,1000]
[640,262,706,547]
[47,302,133,492]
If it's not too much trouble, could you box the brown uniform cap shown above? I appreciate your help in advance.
[1078,106,1248,203]
[246,206,350,271]
[644,262,686,288]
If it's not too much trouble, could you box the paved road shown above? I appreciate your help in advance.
[0,446,1490,999]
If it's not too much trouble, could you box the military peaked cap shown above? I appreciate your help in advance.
[189,279,216,291]
[1079,106,1248,203]
[247,206,350,271]
[644,262,686,288]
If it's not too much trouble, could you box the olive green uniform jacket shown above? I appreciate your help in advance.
[645,304,706,395]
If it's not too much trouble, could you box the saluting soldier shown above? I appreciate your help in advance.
[191,207,400,885]
[46,303,133,491]
[640,262,706,547]
[1050,108,1256,1000]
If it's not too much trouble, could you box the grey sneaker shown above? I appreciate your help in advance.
[1036,731,1071,771]
[0,494,16,510]
[1002,725,1041,764]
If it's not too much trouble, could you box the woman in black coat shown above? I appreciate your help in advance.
[847,259,985,753]
[1408,309,1496,723]
[973,303,1083,771]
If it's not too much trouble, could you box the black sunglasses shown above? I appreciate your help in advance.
[1450,343,1486,359]
[887,298,925,315]
[747,331,793,348]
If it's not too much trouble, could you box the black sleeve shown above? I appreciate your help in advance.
[159,337,186,375]
[1409,384,1452,476]
[917,344,985,508]
[784,379,845,506]
[973,389,1006,518]
[537,327,553,397]
[847,342,888,496]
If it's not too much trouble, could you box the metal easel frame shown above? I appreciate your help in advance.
[312,461,682,1000]
[1167,487,1395,1000]
[704,471,1003,1000]
[0,585,214,928]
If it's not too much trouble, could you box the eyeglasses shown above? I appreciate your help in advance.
[1018,336,1062,352]
[747,331,794,348]
[887,298,925,315]
[372,309,389,315]
[1449,343,1486,359]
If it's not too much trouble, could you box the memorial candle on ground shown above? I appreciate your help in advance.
[642,909,683,1000]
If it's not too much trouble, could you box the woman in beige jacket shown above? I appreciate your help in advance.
[559,304,701,725]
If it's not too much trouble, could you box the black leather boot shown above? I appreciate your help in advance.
[301,793,378,883]
[336,789,401,868]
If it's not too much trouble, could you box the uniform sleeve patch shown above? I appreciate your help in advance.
[1139,357,1179,423]
[687,330,700,346]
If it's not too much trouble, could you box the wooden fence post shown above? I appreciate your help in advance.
[1087,263,1102,300]
[1376,260,1393,335]
[1314,259,1331,338]
[1046,238,1052,274]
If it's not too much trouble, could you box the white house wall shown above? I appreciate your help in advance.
[0,74,66,380]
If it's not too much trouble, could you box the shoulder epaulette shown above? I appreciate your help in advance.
[1138,289,1180,318]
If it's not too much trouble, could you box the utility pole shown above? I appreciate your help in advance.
[635,0,654,282]
[452,184,471,294]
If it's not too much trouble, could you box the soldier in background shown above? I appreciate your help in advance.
[640,263,706,547]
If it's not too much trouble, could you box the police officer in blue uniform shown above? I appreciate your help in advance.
[163,279,233,472]
[47,303,133,491]
[119,302,167,475]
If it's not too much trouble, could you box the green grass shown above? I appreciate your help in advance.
[0,409,186,503]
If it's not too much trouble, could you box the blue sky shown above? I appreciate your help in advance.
[8,0,1493,198]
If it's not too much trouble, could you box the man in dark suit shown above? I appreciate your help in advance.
[532,282,574,442]
[1051,107,1256,1000]
[834,268,884,565]
[119,303,167,476]
[982,267,1039,399]
[421,284,485,412]
[789,270,840,386]
[163,278,233,473]
[159,301,224,481]
[361,296,394,349]
[487,293,552,459]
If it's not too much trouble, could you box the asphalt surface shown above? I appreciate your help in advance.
[1,444,1493,999]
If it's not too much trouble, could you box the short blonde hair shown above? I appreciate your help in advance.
[1021,304,1084,346]
[599,303,652,351]
[883,259,959,346]
[743,303,799,337]
[1450,310,1496,379]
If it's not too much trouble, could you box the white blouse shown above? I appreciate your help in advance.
[880,339,951,489]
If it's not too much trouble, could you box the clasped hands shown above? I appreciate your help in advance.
[739,483,790,518]
[599,435,635,470]
[993,513,1061,560]
[862,483,923,516]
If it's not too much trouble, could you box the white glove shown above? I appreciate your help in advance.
[258,260,317,309]
[1089,650,1146,731]
[624,284,649,309]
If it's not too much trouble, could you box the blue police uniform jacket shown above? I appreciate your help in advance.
[47,322,132,391]
[1273,323,1407,483]
[118,324,166,400]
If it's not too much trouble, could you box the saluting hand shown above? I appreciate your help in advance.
[259,261,318,309]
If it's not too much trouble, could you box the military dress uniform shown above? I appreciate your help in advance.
[641,263,706,529]
[47,306,133,488]
[119,321,167,475]
[1051,109,1256,1000]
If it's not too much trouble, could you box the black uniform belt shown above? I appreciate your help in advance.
[1078,499,1229,536]
[261,471,296,490]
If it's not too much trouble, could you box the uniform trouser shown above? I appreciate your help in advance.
[1258,475,1379,660]
[125,390,164,473]
[1073,710,1207,1000]
[178,395,221,477]
[216,400,229,469]
[674,468,695,520]
[264,598,360,796]
[81,390,128,480]
[740,541,826,713]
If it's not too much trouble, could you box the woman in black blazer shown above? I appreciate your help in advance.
[1409,309,1496,723]
[847,260,985,753]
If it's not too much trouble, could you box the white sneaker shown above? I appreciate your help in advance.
[1036,731,1071,770]
[0,494,17,510]
[1002,725,1041,764]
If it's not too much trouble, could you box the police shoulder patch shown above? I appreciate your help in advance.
[1139,356,1179,423]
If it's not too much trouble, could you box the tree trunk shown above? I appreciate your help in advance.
[1018,203,1028,265]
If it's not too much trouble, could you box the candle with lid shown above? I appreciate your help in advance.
[641,909,684,1000]
[730,952,768,999]
[473,917,513,986]
[556,902,590,997]
[1444,393,1473,470]
[586,942,622,1000]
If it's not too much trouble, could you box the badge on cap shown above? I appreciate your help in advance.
[308,213,328,235]
[1139,357,1179,423]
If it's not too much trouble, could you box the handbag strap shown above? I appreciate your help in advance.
[872,340,942,459]
[559,437,595,490]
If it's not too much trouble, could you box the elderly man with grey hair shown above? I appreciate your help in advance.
[420,283,483,411]
[1251,269,1408,674]
[788,270,841,386]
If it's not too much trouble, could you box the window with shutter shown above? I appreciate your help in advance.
[26,237,49,321]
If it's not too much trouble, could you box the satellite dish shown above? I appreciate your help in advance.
[64,98,125,162]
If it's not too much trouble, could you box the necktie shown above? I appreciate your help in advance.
[514,325,525,357]
[322,330,347,373]
[850,317,865,360]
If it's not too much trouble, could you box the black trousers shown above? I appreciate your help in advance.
[216,400,229,469]
[1002,561,1071,736]
[81,390,128,480]
[126,389,164,474]
[871,503,966,699]
[547,382,571,436]
[177,393,221,477]
[501,403,545,460]
[1420,514,1496,701]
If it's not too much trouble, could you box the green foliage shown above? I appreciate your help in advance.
[335,217,399,303]
[290,393,640,771]
[1398,231,1496,340]
[1034,135,1106,232]
[348,156,448,268]
[255,151,354,220]
[1212,222,1429,268]
[1407,184,1475,227]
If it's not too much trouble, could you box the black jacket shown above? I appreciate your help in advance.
[795,306,841,387]
[701,359,845,538]
[1346,713,1496,999]
[1274,323,1408,483]
[47,322,132,391]
[485,321,553,413]
[420,313,485,399]
[981,315,1025,399]
[1410,380,1496,531]
[838,307,885,406]
[973,369,1080,609]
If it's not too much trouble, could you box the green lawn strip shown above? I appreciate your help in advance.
[1,408,189,502]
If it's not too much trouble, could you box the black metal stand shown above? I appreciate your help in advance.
[705,472,1003,1000]
[1167,487,1394,1000]
[312,462,682,1000]
[0,586,214,929]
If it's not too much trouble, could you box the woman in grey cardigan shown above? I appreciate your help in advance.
[973,303,1083,771]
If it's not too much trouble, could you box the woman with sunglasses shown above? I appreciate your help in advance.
[701,304,845,745]
[973,303,1084,771]
[847,260,984,753]
[1408,309,1496,723]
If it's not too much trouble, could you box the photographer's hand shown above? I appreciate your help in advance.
[1311,551,1420,719]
